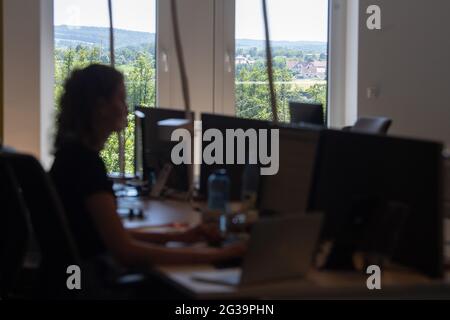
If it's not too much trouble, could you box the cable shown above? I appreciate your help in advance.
[170,0,192,121]
[170,0,194,200]
[262,0,279,124]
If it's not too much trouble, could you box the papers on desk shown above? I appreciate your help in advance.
[131,221,191,234]
[132,225,185,234]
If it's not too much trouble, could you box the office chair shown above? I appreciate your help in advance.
[0,145,15,152]
[347,117,392,134]
[0,154,31,299]
[0,152,88,298]
[289,102,325,126]
[4,152,184,299]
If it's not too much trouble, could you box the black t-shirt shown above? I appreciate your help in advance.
[50,141,113,260]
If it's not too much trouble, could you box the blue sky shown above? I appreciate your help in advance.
[54,0,328,42]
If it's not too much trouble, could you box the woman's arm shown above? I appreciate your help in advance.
[129,228,193,245]
[129,223,222,245]
[85,192,244,268]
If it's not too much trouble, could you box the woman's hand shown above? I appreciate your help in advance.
[178,223,223,243]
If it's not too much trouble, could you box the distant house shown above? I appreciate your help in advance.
[311,61,327,78]
[285,59,327,79]
[297,61,327,79]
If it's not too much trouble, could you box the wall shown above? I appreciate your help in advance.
[358,0,450,147]
[3,0,54,167]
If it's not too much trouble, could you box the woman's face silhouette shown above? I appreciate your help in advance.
[97,80,128,134]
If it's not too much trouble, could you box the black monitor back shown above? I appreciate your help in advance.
[289,102,325,126]
[200,113,271,200]
[136,107,193,192]
[308,129,443,278]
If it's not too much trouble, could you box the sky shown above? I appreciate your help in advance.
[54,0,328,42]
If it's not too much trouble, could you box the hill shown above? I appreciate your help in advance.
[55,25,327,53]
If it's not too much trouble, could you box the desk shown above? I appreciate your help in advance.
[155,265,450,299]
[118,198,450,299]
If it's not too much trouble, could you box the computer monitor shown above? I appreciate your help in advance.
[199,113,271,201]
[308,129,444,278]
[258,125,321,216]
[135,107,194,192]
[289,102,325,126]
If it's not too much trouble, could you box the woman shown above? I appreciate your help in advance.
[50,64,244,268]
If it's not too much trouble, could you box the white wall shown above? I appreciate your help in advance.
[358,0,450,147]
[3,0,54,167]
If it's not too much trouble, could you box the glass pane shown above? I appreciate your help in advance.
[54,0,156,174]
[235,0,329,122]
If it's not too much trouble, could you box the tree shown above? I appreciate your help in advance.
[304,83,327,109]
[127,52,156,109]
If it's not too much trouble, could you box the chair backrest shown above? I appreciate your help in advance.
[351,117,392,134]
[289,102,325,126]
[0,153,31,298]
[3,153,82,297]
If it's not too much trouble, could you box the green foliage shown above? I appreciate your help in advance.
[236,61,327,122]
[54,39,327,175]
[100,113,136,174]
[127,52,156,109]
[304,83,327,109]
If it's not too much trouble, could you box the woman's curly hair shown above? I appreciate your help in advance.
[54,64,124,151]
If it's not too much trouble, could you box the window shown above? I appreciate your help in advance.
[235,0,329,122]
[54,0,156,174]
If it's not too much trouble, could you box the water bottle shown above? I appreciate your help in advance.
[207,169,231,236]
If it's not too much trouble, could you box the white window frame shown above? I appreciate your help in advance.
[212,0,359,126]
[328,0,359,128]
[213,0,235,116]
[157,0,217,117]
[156,0,235,116]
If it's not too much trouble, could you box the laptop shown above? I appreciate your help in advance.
[192,215,323,287]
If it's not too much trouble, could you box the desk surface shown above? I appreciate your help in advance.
[156,265,450,299]
[119,197,450,299]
